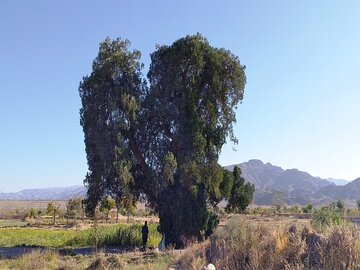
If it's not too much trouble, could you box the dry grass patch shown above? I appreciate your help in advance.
[177,216,360,270]
[177,242,209,270]
[0,250,174,270]
[321,225,360,270]
[0,250,62,270]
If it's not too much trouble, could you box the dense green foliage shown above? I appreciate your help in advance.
[0,228,75,247]
[302,203,313,214]
[99,196,116,222]
[65,198,84,220]
[311,206,342,232]
[0,223,161,248]
[47,202,60,225]
[67,223,161,248]
[225,166,255,213]
[335,199,345,213]
[79,34,249,247]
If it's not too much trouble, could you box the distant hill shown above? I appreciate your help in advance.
[226,159,358,207]
[0,186,86,200]
[326,178,350,186]
[226,159,333,194]
[315,178,360,201]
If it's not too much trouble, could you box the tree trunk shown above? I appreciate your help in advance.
[158,183,208,248]
[66,206,69,226]
[94,209,98,254]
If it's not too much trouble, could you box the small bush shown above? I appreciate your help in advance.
[251,206,268,215]
[302,204,313,214]
[311,206,342,233]
[87,253,125,270]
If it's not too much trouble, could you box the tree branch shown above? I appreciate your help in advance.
[127,133,148,173]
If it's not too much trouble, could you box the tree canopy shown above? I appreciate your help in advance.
[66,198,84,220]
[79,34,251,247]
[226,166,255,213]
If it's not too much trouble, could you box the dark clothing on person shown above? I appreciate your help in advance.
[141,224,149,251]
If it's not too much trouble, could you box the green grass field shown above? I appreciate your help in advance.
[0,223,161,248]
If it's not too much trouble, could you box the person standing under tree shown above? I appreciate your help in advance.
[141,221,149,251]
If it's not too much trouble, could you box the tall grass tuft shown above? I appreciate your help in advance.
[66,223,161,248]
[321,225,360,270]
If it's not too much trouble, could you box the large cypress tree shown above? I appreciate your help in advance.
[79,34,248,247]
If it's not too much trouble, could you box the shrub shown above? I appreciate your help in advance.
[289,205,301,214]
[203,210,219,238]
[302,204,313,214]
[252,206,269,215]
[311,206,342,233]
[87,253,125,270]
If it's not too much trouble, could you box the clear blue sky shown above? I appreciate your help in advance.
[1,1,359,192]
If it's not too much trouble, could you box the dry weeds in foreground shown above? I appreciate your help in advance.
[177,216,360,270]
[0,250,173,270]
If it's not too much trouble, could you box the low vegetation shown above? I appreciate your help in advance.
[0,250,174,270]
[0,228,75,247]
[0,223,161,248]
[0,220,28,228]
[177,216,360,270]
[311,206,342,233]
[67,223,161,248]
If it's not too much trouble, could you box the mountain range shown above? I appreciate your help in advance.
[226,159,359,207]
[0,186,86,200]
[0,159,358,207]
